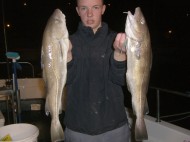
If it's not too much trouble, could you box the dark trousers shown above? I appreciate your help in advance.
[64,123,131,142]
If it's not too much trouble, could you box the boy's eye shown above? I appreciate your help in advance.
[80,7,87,11]
[94,6,99,9]
[93,6,101,10]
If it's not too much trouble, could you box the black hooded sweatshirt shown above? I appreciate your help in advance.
[64,22,128,135]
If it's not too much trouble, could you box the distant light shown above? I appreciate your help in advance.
[68,2,71,5]
[107,3,111,6]
[168,30,172,34]
[187,13,189,17]
[24,2,27,6]
[6,24,11,28]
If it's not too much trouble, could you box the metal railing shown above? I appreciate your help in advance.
[0,61,35,78]
[150,86,190,122]
[0,61,36,123]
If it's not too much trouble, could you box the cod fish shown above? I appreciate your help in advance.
[125,7,152,141]
[41,9,69,142]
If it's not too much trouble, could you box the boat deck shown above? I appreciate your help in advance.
[1,107,190,142]
[2,110,65,142]
[0,79,189,141]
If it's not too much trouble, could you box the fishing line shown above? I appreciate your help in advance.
[1,0,11,82]
[160,111,190,119]
[168,115,190,123]
[160,111,190,123]
[2,0,8,53]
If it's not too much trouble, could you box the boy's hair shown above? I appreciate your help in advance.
[76,0,105,5]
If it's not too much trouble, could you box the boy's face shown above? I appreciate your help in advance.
[76,0,106,33]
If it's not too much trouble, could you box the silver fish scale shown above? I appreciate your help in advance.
[41,9,69,142]
[125,7,152,141]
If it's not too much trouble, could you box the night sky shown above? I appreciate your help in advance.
[1,0,189,49]
[0,0,190,91]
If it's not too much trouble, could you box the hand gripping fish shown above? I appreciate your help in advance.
[125,7,152,141]
[41,9,69,142]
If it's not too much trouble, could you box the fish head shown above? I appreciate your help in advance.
[125,7,148,42]
[45,9,68,40]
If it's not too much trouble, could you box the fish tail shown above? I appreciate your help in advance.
[51,118,64,142]
[135,117,148,141]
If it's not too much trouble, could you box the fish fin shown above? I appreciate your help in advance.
[59,98,63,114]
[126,73,132,93]
[41,48,44,69]
[58,87,65,114]
[135,117,148,141]
[135,45,141,60]
[131,101,136,115]
[42,69,47,85]
[45,95,51,116]
[144,98,149,115]
[126,81,131,93]
[51,118,64,142]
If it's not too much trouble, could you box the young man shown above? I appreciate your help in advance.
[65,0,130,141]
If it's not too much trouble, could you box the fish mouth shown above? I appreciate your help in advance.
[52,9,65,23]
[126,7,144,41]
[127,7,143,25]
[126,11,137,39]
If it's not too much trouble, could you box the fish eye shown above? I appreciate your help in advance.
[140,18,145,24]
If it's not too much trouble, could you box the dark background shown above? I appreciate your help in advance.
[1,0,189,91]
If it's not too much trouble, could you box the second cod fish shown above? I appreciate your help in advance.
[41,9,69,142]
[125,7,152,141]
